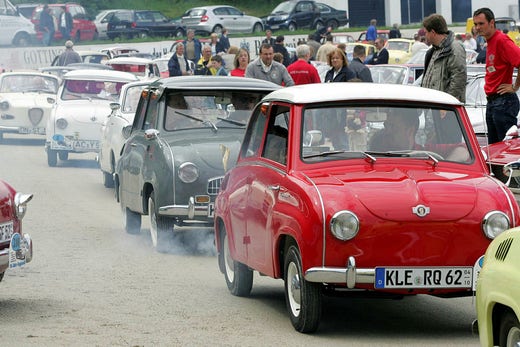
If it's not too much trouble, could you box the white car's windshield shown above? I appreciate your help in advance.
[0,75,59,93]
[62,79,126,101]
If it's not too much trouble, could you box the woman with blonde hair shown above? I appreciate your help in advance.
[230,48,250,77]
[324,48,355,83]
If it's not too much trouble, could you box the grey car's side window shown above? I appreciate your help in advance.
[142,96,159,130]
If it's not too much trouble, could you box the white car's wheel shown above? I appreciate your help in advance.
[122,205,141,235]
[47,149,58,167]
[102,171,114,188]
[221,229,252,296]
[284,244,321,333]
[499,311,520,347]
[58,151,68,161]
[148,192,173,253]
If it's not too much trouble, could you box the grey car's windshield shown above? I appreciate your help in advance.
[164,91,265,131]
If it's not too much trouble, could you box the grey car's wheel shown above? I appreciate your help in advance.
[102,171,114,188]
[58,151,68,161]
[122,205,141,235]
[221,229,253,296]
[148,192,173,253]
[212,25,223,35]
[284,244,321,333]
[252,23,263,33]
[47,149,58,167]
[499,311,520,347]
[288,22,297,31]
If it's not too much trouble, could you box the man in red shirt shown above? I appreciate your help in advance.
[473,7,520,144]
[287,44,321,85]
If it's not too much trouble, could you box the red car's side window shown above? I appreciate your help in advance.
[262,105,290,165]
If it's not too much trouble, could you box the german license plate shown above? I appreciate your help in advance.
[72,140,99,151]
[375,267,473,289]
[0,222,14,242]
[20,127,45,135]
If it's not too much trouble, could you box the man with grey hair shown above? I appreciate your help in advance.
[287,44,321,85]
[56,40,82,66]
[183,29,201,64]
[246,43,294,86]
[349,45,373,82]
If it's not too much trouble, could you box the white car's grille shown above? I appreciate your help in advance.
[28,108,43,125]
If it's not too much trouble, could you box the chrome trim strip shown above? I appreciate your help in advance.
[301,172,326,266]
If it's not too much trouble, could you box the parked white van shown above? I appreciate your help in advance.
[0,0,36,46]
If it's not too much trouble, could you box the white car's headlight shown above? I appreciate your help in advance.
[482,211,510,239]
[0,101,9,110]
[56,118,68,129]
[178,162,199,183]
[330,210,359,241]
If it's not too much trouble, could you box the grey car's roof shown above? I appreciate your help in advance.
[151,76,280,91]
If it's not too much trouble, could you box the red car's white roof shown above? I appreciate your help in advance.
[262,83,461,105]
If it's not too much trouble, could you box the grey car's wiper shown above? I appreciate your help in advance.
[175,110,218,131]
[216,116,246,126]
[175,110,205,123]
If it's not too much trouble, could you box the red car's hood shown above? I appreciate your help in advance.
[310,168,482,222]
[483,137,520,165]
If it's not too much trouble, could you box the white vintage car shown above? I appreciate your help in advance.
[0,71,60,141]
[98,80,149,188]
[105,56,161,80]
[45,69,139,167]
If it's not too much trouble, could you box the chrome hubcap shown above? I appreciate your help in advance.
[287,262,301,317]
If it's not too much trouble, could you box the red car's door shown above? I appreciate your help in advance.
[245,104,290,274]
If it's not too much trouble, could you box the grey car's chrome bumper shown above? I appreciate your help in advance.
[159,197,212,220]
[305,256,375,288]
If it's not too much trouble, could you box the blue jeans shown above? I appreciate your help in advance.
[486,93,519,144]
[42,29,54,46]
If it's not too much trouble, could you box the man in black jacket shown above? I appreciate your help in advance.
[59,6,73,41]
[273,35,291,67]
[367,38,389,65]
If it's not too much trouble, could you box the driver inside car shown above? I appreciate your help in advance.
[369,109,470,162]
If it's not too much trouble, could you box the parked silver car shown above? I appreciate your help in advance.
[181,5,263,35]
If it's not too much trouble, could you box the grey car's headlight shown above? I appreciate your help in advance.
[482,211,510,239]
[178,162,199,183]
[330,211,359,241]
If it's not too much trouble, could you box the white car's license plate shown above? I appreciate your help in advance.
[0,222,14,242]
[19,127,45,135]
[375,267,473,289]
[72,140,99,151]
